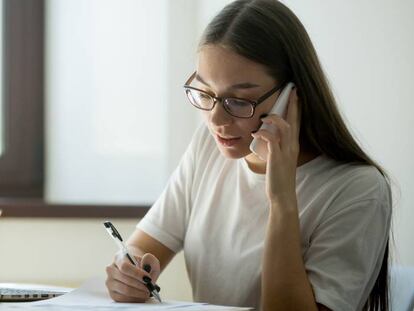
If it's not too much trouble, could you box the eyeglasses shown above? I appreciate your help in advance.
[183,72,284,119]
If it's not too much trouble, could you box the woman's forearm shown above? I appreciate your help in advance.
[261,204,318,311]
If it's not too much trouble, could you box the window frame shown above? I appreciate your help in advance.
[0,0,44,198]
[0,0,150,218]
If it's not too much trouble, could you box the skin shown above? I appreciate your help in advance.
[105,44,331,310]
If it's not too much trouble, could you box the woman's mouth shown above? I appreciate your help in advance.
[216,134,241,147]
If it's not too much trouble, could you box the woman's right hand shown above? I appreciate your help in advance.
[105,252,161,303]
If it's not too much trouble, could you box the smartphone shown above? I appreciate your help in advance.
[249,82,295,161]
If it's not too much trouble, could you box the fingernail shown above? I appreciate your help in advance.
[143,276,152,283]
[143,264,152,273]
[259,113,268,119]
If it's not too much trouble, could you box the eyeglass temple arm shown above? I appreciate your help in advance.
[256,81,287,105]
[184,71,197,86]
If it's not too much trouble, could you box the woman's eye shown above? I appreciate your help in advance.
[199,93,210,99]
[228,99,250,106]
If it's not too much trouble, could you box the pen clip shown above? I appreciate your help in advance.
[104,221,139,266]
[104,221,123,241]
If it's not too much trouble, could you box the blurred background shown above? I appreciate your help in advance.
[0,0,413,301]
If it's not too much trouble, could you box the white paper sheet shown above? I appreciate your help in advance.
[0,277,251,310]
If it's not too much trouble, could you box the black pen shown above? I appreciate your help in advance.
[103,221,162,302]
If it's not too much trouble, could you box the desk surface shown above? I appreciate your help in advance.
[0,278,252,310]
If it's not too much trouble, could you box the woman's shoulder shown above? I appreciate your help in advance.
[300,155,390,207]
[298,156,392,231]
[332,158,388,197]
[313,156,391,210]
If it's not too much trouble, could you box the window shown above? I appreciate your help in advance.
[0,0,198,218]
[0,0,3,156]
[0,0,44,198]
[45,0,170,206]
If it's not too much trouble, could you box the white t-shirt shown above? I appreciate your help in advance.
[137,124,391,311]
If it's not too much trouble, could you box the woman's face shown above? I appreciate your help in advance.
[196,44,281,160]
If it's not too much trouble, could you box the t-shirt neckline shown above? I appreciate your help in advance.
[239,154,326,182]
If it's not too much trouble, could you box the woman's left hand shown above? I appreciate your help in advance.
[251,88,301,211]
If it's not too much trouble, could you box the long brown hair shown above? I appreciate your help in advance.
[199,0,392,309]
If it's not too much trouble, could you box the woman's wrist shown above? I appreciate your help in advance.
[269,192,298,214]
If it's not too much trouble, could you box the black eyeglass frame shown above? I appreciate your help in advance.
[183,71,285,119]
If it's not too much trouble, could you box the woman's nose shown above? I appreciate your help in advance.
[209,100,233,127]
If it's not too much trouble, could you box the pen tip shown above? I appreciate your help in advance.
[153,291,162,303]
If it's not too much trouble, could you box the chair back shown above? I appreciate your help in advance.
[390,266,414,311]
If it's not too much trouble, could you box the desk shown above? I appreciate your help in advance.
[0,278,252,310]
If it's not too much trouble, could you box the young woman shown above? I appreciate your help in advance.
[105,1,392,310]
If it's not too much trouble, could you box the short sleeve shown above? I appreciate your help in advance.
[136,125,204,253]
[304,172,392,311]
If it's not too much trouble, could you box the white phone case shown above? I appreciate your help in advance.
[249,82,295,161]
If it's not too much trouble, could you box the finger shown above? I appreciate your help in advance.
[106,264,150,293]
[141,253,161,280]
[251,131,281,156]
[116,259,152,284]
[106,279,150,302]
[106,277,149,298]
[109,290,145,303]
[135,256,142,267]
[261,115,291,136]
[260,116,292,151]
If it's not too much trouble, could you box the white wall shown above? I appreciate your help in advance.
[281,0,414,265]
[0,0,413,302]
[0,218,192,301]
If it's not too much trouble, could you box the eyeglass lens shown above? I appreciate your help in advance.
[186,89,254,118]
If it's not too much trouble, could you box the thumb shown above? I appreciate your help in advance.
[141,253,161,280]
